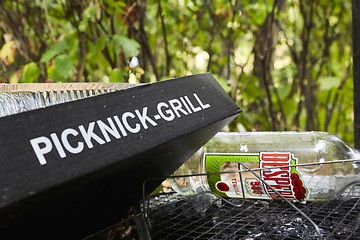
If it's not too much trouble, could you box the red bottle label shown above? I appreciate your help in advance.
[204,152,308,200]
[260,152,308,201]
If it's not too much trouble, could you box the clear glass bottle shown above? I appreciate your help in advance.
[169,131,360,201]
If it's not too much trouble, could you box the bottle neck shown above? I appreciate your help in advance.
[322,134,360,161]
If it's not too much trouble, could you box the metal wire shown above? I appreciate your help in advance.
[144,193,360,239]
[140,159,360,239]
[239,163,323,239]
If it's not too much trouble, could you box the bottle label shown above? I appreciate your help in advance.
[204,152,308,201]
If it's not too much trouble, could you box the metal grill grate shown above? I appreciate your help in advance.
[140,184,360,240]
[86,160,360,240]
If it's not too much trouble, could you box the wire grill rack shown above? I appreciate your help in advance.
[136,159,360,240]
[140,185,360,240]
[86,160,360,240]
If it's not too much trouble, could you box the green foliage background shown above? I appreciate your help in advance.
[0,0,355,145]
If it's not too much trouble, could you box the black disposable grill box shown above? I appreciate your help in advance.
[0,73,241,239]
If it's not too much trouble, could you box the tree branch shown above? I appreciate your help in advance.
[325,63,351,131]
[157,0,171,77]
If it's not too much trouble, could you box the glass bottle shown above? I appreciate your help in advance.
[169,131,360,201]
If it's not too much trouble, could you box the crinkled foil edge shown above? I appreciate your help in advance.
[0,83,142,117]
[0,83,139,92]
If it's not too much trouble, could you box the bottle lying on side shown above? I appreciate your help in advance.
[170,131,360,201]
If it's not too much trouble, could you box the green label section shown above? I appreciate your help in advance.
[205,154,260,165]
[290,159,296,173]
[205,154,260,197]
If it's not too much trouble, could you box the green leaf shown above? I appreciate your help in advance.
[282,97,298,116]
[79,3,100,32]
[83,3,98,22]
[109,68,127,82]
[79,19,88,32]
[0,41,17,65]
[277,85,291,100]
[54,54,73,78]
[47,65,65,82]
[318,76,342,90]
[113,35,140,57]
[40,40,67,62]
[112,35,122,56]
[22,62,40,83]
[104,0,126,15]
[96,35,109,51]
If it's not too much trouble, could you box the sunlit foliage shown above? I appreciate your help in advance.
[0,0,354,144]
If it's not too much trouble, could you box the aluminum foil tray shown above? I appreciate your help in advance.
[0,82,138,117]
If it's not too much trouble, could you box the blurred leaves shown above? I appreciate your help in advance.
[109,68,126,82]
[54,54,73,78]
[0,0,354,144]
[47,65,65,82]
[40,40,67,62]
[318,77,342,90]
[0,41,17,65]
[79,3,101,32]
[22,62,39,83]
[113,35,140,57]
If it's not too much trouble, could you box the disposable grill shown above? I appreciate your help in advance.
[135,160,360,240]
[87,160,360,240]
[138,186,360,240]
